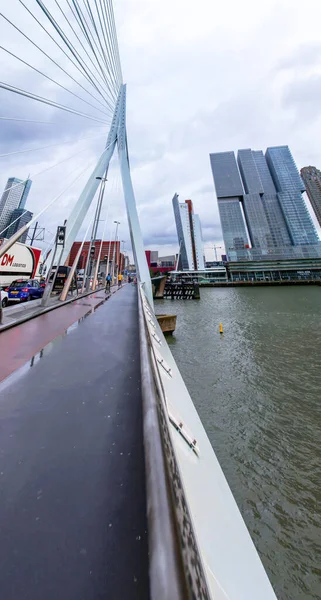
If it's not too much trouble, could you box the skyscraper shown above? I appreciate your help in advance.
[252,150,292,248]
[209,152,249,256]
[172,194,205,270]
[237,149,273,249]
[300,166,321,228]
[265,147,318,246]
[6,208,33,244]
[0,177,32,236]
[210,146,320,260]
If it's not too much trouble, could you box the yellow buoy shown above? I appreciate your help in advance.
[219,322,223,334]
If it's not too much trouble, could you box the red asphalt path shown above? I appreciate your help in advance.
[0,292,106,383]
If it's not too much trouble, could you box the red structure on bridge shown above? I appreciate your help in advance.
[67,241,125,273]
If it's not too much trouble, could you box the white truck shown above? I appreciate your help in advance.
[0,239,42,288]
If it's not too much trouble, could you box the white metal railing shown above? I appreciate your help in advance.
[138,285,278,600]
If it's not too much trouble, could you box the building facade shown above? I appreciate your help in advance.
[210,146,320,260]
[145,250,176,274]
[6,208,33,244]
[67,240,123,276]
[300,166,321,228]
[172,193,205,270]
[0,178,32,235]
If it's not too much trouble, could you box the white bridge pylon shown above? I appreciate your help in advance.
[62,83,153,306]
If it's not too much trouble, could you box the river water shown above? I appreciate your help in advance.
[158,286,321,600]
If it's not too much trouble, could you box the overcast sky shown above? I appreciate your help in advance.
[1,0,321,262]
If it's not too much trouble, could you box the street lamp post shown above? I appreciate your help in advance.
[112,220,120,284]
[84,174,108,292]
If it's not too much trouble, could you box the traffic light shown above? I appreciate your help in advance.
[90,245,95,257]
[57,225,66,245]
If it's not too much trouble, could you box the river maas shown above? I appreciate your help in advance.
[159,286,321,600]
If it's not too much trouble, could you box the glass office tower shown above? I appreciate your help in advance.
[210,146,320,260]
[209,152,249,257]
[266,146,318,246]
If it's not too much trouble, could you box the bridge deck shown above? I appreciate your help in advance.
[0,285,150,600]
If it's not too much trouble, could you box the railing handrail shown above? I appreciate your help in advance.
[138,288,188,600]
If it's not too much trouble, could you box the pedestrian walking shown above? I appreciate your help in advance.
[118,272,123,288]
[105,273,111,292]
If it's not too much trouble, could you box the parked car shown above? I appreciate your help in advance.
[0,287,8,308]
[8,279,45,302]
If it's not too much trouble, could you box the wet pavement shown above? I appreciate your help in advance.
[0,291,107,382]
[0,286,111,331]
[0,284,149,600]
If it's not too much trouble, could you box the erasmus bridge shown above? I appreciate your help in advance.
[0,2,277,598]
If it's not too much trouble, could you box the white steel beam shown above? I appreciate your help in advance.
[62,88,123,263]
[117,84,153,305]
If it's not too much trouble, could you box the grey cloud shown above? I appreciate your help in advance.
[283,75,321,121]
[1,0,321,260]
[277,44,321,70]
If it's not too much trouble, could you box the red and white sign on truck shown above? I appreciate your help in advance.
[0,239,42,287]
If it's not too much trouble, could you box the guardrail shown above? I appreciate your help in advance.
[138,286,211,599]
[138,284,278,600]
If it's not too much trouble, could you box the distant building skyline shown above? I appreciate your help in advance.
[210,145,320,261]
[172,194,205,270]
[0,177,32,238]
[300,166,321,229]
[145,250,176,274]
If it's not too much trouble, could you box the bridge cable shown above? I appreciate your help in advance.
[92,0,119,92]
[98,0,121,92]
[69,0,118,101]
[0,115,110,127]
[0,154,101,239]
[52,0,117,106]
[100,0,121,89]
[0,138,111,207]
[34,0,116,111]
[0,47,113,120]
[83,0,118,94]
[91,0,121,93]
[1,138,118,248]
[0,131,108,158]
[0,117,58,124]
[17,2,112,109]
[37,0,117,108]
[1,11,109,113]
[104,0,123,86]
[12,4,111,112]
[0,82,111,125]
[108,0,123,85]
[67,0,116,100]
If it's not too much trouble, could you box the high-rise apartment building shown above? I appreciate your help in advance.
[300,166,321,228]
[210,146,320,260]
[172,194,205,270]
[6,208,33,244]
[0,177,32,235]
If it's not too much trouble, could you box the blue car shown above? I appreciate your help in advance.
[8,279,45,302]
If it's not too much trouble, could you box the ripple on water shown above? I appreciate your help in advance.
[165,286,321,600]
